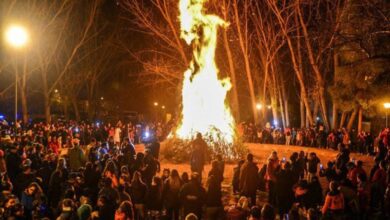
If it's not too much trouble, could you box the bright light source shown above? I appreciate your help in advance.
[100,97,104,100]
[5,25,29,48]
[162,105,165,109]
[154,102,158,106]
[256,103,262,110]
[384,103,390,109]
[274,120,278,126]
[0,115,4,120]
[54,89,58,93]
[316,117,320,121]
[267,105,271,109]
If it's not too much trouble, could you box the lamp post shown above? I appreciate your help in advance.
[4,25,29,129]
[385,103,390,128]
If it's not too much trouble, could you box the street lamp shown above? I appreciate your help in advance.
[154,102,158,107]
[384,102,390,128]
[4,24,29,127]
[256,103,262,110]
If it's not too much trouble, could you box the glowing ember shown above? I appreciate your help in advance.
[176,0,235,144]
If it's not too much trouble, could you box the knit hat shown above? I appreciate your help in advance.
[77,204,92,220]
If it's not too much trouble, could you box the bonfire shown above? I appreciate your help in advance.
[165,0,247,162]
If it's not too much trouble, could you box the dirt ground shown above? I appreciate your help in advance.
[137,143,375,196]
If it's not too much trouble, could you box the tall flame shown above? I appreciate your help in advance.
[176,0,235,144]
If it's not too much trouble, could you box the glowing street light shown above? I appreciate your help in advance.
[162,105,166,109]
[385,102,390,128]
[5,25,29,48]
[4,24,29,127]
[256,103,262,110]
[154,102,159,107]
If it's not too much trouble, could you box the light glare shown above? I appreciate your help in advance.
[5,25,28,48]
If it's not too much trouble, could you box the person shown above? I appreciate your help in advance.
[225,197,249,220]
[98,177,120,206]
[145,176,163,218]
[6,144,22,183]
[162,169,182,220]
[322,181,345,219]
[249,206,261,220]
[57,198,77,220]
[97,195,116,220]
[122,138,136,164]
[115,200,134,220]
[275,162,295,216]
[179,173,206,219]
[232,160,244,194]
[239,153,259,206]
[265,151,279,206]
[261,203,275,220]
[348,160,366,187]
[129,171,147,220]
[205,175,224,220]
[190,133,208,177]
[307,152,320,183]
[68,141,86,171]
[208,160,223,185]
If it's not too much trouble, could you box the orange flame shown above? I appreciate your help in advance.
[176,0,235,144]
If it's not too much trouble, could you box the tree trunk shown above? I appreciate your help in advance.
[44,94,51,123]
[313,99,319,120]
[20,70,28,124]
[63,97,69,120]
[222,27,240,122]
[42,71,51,123]
[297,3,330,129]
[358,107,363,132]
[233,0,257,123]
[347,107,358,130]
[71,98,80,121]
[281,81,290,127]
[300,93,305,128]
[278,85,286,129]
[285,34,314,125]
[271,96,278,127]
[340,111,347,128]
[332,103,338,129]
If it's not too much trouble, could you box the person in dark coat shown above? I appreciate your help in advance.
[232,160,245,194]
[6,145,22,183]
[190,133,208,177]
[97,195,115,220]
[162,169,182,220]
[129,171,147,219]
[142,150,160,186]
[205,175,224,220]
[14,159,36,197]
[145,176,163,216]
[98,177,120,206]
[179,173,206,219]
[275,162,296,216]
[48,158,68,209]
[239,153,259,206]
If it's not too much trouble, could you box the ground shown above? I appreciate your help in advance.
[137,143,375,204]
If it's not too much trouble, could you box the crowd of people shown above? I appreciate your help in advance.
[240,123,378,155]
[0,118,389,219]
